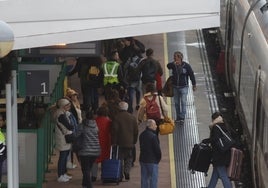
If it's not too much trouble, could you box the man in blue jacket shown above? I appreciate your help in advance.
[139,119,161,188]
[167,51,196,125]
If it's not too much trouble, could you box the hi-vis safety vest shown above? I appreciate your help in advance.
[0,129,6,156]
[103,62,119,85]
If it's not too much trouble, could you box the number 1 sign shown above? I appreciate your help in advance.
[25,70,49,96]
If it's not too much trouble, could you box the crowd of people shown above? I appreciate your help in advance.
[53,36,197,188]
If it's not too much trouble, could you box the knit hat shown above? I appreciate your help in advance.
[57,98,70,108]
[66,88,78,97]
[119,101,128,111]
[211,111,222,120]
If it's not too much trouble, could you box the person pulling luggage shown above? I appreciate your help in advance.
[201,112,233,188]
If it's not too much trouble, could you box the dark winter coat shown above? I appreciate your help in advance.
[68,57,104,88]
[139,127,161,164]
[206,122,231,166]
[111,110,138,148]
[167,61,196,88]
[76,119,101,157]
[140,57,157,84]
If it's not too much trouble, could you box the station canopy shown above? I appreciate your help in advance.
[0,0,220,50]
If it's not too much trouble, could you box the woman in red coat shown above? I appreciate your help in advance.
[91,105,112,181]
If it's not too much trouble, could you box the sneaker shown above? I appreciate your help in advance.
[57,175,69,182]
[64,173,72,179]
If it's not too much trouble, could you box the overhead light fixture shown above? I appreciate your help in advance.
[0,21,14,58]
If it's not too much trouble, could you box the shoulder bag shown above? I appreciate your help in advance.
[215,124,235,152]
[162,76,174,97]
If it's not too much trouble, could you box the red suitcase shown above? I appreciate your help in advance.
[227,147,243,181]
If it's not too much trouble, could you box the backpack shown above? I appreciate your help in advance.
[127,56,143,82]
[87,65,100,81]
[141,58,157,83]
[144,95,161,121]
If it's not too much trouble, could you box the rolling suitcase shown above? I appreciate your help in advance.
[227,147,243,181]
[101,146,121,184]
[188,143,212,175]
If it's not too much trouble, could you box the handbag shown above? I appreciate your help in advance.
[159,116,175,135]
[215,125,235,152]
[57,124,75,143]
[158,96,175,135]
[65,133,75,143]
[162,76,174,97]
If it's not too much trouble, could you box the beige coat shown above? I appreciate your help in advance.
[54,109,72,151]
[137,92,169,122]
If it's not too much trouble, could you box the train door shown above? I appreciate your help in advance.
[225,0,235,88]
[252,69,268,188]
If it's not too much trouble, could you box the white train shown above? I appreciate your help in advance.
[221,0,268,187]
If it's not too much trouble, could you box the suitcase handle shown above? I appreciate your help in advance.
[110,145,119,159]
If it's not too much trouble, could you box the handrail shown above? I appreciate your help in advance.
[36,63,66,187]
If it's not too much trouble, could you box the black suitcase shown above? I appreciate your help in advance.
[188,143,212,175]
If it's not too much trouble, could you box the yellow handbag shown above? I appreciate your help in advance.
[159,116,175,135]
[157,95,175,135]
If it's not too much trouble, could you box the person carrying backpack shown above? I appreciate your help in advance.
[68,56,104,113]
[140,48,158,95]
[124,54,144,113]
[137,83,168,135]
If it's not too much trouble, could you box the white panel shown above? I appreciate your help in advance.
[0,0,220,49]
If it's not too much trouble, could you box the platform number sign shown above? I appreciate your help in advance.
[25,70,49,96]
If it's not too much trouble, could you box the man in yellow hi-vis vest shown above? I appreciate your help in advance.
[103,50,122,99]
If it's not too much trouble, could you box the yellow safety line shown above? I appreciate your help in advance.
[163,33,176,188]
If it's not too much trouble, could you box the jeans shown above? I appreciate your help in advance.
[57,150,70,177]
[140,162,158,188]
[80,155,97,188]
[208,166,232,188]
[173,86,188,120]
[83,85,99,113]
[127,81,141,113]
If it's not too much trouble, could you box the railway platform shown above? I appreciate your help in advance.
[42,30,232,188]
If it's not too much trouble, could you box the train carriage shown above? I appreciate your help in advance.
[222,0,268,187]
